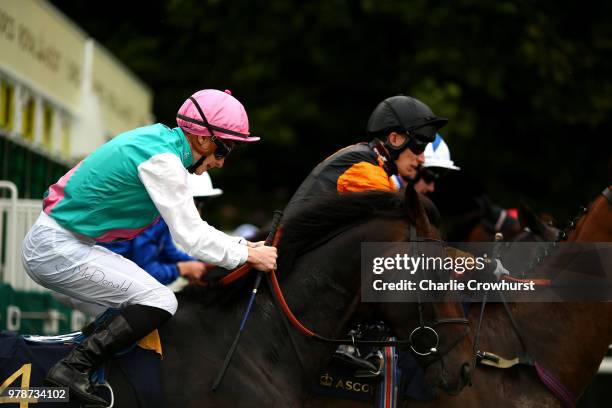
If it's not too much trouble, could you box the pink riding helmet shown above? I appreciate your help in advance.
[176,89,260,142]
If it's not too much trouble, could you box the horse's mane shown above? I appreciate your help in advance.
[420,194,441,229]
[509,188,607,274]
[179,190,411,306]
[277,190,410,274]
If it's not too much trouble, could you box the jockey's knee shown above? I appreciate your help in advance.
[138,285,178,316]
[158,286,178,315]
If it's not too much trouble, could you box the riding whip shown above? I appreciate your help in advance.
[211,210,283,391]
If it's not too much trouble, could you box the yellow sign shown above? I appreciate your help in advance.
[0,0,84,111]
[0,0,152,136]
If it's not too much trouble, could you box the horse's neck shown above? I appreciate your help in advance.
[566,196,612,333]
[278,218,410,376]
[572,193,612,242]
[483,194,612,399]
[477,300,610,400]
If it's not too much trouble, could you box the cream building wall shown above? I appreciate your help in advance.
[0,0,153,162]
[0,1,153,330]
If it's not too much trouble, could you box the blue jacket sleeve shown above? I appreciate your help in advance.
[99,240,133,258]
[102,220,196,285]
[157,220,197,264]
[131,220,195,285]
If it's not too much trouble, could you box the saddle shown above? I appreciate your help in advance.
[332,323,386,376]
[312,322,434,405]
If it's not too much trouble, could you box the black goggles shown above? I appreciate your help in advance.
[186,138,232,173]
[405,134,430,155]
[179,96,234,160]
[404,124,436,155]
[420,167,442,184]
[210,135,233,159]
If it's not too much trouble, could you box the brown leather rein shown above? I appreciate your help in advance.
[218,225,469,353]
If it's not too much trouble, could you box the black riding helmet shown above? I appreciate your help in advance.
[366,95,448,159]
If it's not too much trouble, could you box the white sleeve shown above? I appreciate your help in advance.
[137,153,248,269]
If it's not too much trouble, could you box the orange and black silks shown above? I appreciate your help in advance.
[284,141,398,219]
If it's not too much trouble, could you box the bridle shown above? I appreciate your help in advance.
[215,218,470,358]
[264,221,470,371]
[469,229,576,405]
[472,224,564,370]
[471,188,612,406]
[405,224,471,362]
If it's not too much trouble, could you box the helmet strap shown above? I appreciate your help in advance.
[188,155,206,174]
[185,133,214,173]
[382,131,412,161]
[370,138,398,176]
[383,140,406,160]
[177,97,252,139]
[378,101,420,156]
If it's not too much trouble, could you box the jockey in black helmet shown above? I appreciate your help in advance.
[284,95,447,219]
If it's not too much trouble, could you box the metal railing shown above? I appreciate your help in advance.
[0,181,18,284]
[0,180,46,292]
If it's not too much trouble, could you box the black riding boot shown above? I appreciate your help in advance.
[46,305,171,407]
[46,314,134,407]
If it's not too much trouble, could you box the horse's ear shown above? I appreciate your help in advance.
[403,185,420,223]
[518,202,547,234]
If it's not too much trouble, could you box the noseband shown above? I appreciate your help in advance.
[405,224,470,360]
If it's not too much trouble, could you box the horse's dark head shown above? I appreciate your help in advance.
[277,186,473,395]
[516,203,559,242]
[384,187,473,394]
[506,190,610,277]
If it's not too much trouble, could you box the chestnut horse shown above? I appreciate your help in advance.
[409,186,612,408]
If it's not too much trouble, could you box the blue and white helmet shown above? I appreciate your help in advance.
[423,134,460,171]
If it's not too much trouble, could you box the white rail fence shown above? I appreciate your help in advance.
[0,181,47,293]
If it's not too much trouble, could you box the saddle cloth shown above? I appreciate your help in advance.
[0,331,163,408]
[22,330,163,357]
[312,349,434,405]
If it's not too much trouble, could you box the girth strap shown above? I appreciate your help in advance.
[535,362,577,408]
[474,288,576,407]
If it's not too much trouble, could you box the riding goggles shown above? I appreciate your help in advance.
[402,124,436,155]
[404,134,431,155]
[210,135,233,159]
[420,167,441,184]
[180,96,234,159]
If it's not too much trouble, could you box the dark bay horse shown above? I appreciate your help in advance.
[156,188,473,407]
[410,186,612,408]
[456,196,522,242]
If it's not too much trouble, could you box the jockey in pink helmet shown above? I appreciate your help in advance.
[177,89,259,174]
[23,88,277,407]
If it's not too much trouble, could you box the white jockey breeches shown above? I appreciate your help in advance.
[21,212,178,317]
